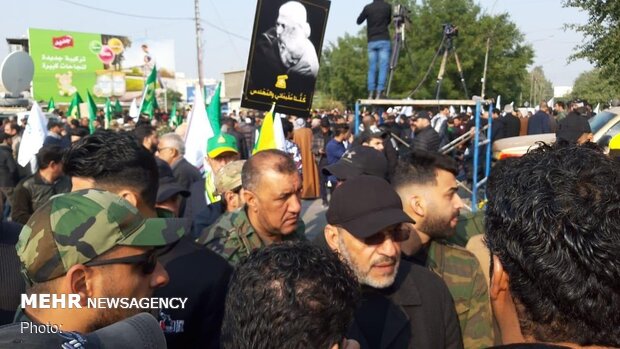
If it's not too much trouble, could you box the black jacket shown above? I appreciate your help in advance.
[357,0,392,42]
[156,236,232,349]
[348,261,463,349]
[412,126,441,152]
[171,158,202,191]
[0,145,18,188]
[11,173,71,224]
[502,114,521,138]
[0,220,24,326]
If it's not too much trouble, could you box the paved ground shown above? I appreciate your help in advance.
[300,198,327,241]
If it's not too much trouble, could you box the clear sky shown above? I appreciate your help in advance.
[1,0,591,87]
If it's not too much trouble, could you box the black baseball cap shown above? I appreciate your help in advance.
[412,111,431,121]
[326,175,413,239]
[322,146,388,180]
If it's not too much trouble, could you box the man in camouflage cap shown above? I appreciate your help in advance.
[215,160,246,214]
[14,189,184,334]
[392,150,493,348]
[197,149,306,265]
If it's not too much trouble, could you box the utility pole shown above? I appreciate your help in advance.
[480,37,491,98]
[194,0,204,91]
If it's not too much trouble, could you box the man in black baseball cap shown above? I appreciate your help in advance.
[411,111,441,152]
[322,146,388,185]
[323,175,463,349]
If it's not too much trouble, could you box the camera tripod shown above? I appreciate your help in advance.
[435,35,469,100]
[385,21,405,96]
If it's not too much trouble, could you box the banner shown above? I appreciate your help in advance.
[28,28,175,104]
[241,0,331,117]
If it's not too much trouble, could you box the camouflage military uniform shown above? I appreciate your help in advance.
[196,208,306,265]
[427,240,494,349]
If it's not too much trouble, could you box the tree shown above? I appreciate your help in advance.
[159,88,183,111]
[521,66,554,107]
[315,0,534,107]
[563,1,620,81]
[571,68,620,105]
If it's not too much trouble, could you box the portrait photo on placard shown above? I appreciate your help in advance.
[242,0,331,117]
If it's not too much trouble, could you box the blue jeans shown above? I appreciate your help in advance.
[367,40,391,92]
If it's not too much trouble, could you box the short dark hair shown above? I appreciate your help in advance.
[37,145,64,170]
[281,118,294,135]
[221,241,359,349]
[242,149,296,191]
[132,125,156,144]
[46,119,62,131]
[392,150,458,189]
[70,127,89,138]
[332,124,349,137]
[485,144,620,346]
[555,101,565,109]
[63,130,159,207]
[0,132,10,143]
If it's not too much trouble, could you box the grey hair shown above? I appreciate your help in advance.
[160,133,185,155]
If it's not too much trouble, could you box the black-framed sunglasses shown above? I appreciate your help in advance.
[84,248,159,275]
[363,224,412,246]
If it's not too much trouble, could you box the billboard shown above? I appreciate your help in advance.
[241,0,331,117]
[28,28,175,103]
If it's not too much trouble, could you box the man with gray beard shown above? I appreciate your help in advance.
[323,175,463,349]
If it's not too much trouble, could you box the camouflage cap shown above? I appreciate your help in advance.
[16,189,185,284]
[207,133,238,158]
[215,160,245,195]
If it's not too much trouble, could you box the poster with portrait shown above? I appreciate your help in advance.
[241,0,331,117]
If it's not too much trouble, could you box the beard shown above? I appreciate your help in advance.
[338,235,399,289]
[419,207,460,240]
[278,30,304,68]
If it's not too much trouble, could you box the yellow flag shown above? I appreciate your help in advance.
[252,104,276,155]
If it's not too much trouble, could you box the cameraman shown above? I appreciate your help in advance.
[357,0,392,100]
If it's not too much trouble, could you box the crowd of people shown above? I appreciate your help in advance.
[0,96,616,349]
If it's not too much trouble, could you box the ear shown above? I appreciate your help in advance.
[490,255,509,301]
[64,265,92,306]
[117,189,139,207]
[324,224,340,252]
[243,189,257,212]
[408,194,426,218]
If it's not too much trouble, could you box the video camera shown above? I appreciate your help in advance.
[442,23,459,39]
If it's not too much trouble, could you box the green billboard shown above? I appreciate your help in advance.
[29,28,132,103]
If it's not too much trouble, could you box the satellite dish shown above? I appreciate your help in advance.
[1,51,34,95]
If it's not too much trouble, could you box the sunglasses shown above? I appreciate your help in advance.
[84,248,159,275]
[363,224,411,245]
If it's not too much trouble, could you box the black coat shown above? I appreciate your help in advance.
[11,174,71,225]
[155,236,232,349]
[172,158,202,191]
[502,114,521,138]
[0,145,18,188]
[412,126,441,152]
[348,261,463,349]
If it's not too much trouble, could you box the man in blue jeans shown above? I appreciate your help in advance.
[357,0,392,99]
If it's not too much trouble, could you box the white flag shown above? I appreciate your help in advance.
[273,113,287,151]
[459,106,465,113]
[129,98,139,121]
[593,103,600,114]
[496,95,501,112]
[18,101,48,168]
[184,85,214,169]
[466,106,473,114]
[449,106,456,116]
[547,97,554,109]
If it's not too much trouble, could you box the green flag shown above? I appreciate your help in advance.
[104,98,112,130]
[67,92,83,118]
[86,90,98,134]
[206,82,221,135]
[169,101,181,128]
[47,97,55,112]
[114,99,122,114]
[139,65,159,119]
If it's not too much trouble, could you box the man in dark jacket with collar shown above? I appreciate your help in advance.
[412,111,441,152]
[323,175,463,349]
